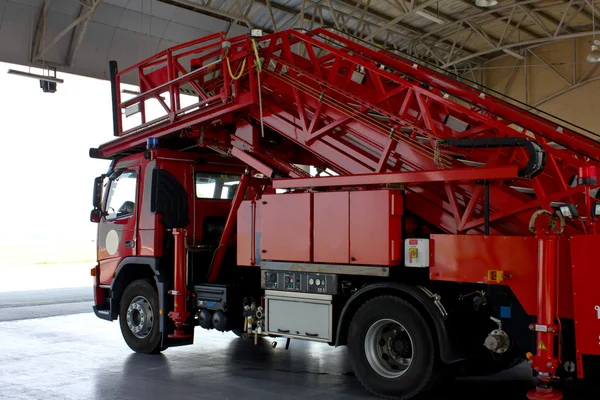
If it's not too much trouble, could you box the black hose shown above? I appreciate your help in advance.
[441,138,546,179]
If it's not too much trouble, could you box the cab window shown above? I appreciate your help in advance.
[105,170,137,220]
[195,172,241,200]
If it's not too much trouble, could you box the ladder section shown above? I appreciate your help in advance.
[244,28,600,236]
[95,28,600,236]
[97,32,258,157]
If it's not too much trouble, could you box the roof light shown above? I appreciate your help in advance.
[251,29,263,38]
[475,0,498,7]
[587,40,600,63]
[415,11,445,24]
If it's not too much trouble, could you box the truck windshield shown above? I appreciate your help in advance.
[195,172,241,200]
[105,171,137,220]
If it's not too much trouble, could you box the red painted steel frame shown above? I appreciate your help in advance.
[570,234,600,367]
[272,166,518,189]
[97,28,600,237]
[207,171,251,283]
[528,234,561,376]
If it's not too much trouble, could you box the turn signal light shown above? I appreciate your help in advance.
[487,270,504,283]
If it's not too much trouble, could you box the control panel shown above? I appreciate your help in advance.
[262,271,338,295]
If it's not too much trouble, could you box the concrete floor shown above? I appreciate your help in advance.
[0,296,599,400]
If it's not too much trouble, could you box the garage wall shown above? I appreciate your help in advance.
[481,36,600,134]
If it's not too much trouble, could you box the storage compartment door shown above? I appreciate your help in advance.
[260,193,312,262]
[266,297,331,341]
[313,192,349,264]
[571,234,600,355]
[349,190,402,266]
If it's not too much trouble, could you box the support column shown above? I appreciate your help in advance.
[207,170,251,282]
[168,228,192,339]
[527,217,563,400]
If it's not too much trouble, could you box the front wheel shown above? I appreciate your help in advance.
[347,295,441,400]
[119,279,165,354]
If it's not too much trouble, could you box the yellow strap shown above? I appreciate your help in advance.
[226,38,261,81]
[226,57,246,81]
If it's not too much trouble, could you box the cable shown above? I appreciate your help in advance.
[312,30,599,142]
[252,39,263,73]
[269,71,451,166]
[263,67,453,166]
[252,38,265,138]
[219,40,455,167]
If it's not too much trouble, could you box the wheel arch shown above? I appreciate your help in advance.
[112,257,160,303]
[334,282,466,364]
[111,256,193,349]
[109,257,167,321]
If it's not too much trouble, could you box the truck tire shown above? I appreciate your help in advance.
[119,279,164,354]
[347,295,440,400]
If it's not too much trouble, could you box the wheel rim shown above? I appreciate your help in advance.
[364,318,414,378]
[126,295,154,339]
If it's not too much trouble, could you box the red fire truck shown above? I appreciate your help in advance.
[89,28,600,400]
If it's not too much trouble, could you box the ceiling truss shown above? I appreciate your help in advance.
[26,0,600,110]
[32,0,101,68]
[160,0,599,74]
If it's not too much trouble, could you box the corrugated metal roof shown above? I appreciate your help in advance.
[0,0,598,80]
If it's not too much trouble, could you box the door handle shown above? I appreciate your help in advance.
[125,240,135,248]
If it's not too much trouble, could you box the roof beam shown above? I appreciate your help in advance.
[31,0,49,63]
[362,0,441,41]
[33,0,101,62]
[249,0,482,65]
[160,0,254,27]
[67,0,101,66]
[400,0,598,66]
[333,0,481,56]
[527,48,572,86]
[444,29,598,68]
[404,0,564,45]
[455,0,543,40]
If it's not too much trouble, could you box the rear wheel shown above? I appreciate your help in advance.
[348,295,441,400]
[119,279,165,354]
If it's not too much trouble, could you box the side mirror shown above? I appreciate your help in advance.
[90,208,103,223]
[93,175,105,209]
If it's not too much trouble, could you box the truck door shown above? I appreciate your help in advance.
[97,167,140,286]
